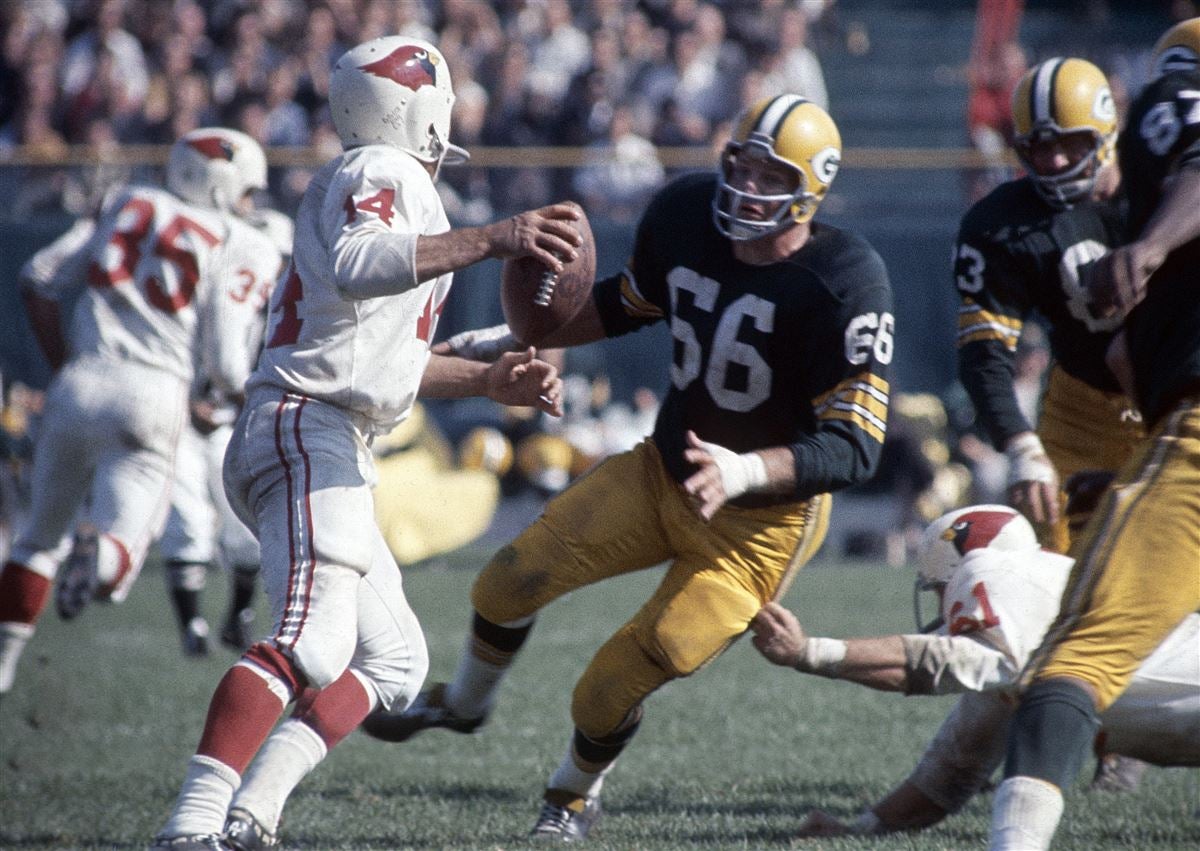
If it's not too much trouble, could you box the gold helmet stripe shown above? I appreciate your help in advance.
[757,94,810,140]
[1030,57,1064,127]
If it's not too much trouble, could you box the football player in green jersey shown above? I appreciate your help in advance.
[361,94,895,841]
[990,18,1200,851]
[953,57,1143,554]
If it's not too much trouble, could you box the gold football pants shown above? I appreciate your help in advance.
[1038,365,1145,551]
[1029,397,1200,711]
[471,439,830,739]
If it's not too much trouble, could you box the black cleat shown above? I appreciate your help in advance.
[360,682,485,743]
[181,617,211,657]
[220,608,256,652]
[529,794,601,842]
[223,807,278,850]
[148,834,230,851]
[56,525,100,620]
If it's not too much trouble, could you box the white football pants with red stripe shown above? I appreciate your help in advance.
[8,356,185,597]
[223,388,427,709]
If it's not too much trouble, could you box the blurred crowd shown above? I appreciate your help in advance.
[1,0,840,221]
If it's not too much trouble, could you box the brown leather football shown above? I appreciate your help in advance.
[501,202,596,346]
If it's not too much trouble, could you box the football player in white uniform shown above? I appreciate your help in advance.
[750,504,1199,838]
[0,128,282,697]
[160,201,293,658]
[152,36,581,851]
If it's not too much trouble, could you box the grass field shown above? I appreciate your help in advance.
[1,545,1196,850]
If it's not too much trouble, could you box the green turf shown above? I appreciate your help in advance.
[1,546,1196,849]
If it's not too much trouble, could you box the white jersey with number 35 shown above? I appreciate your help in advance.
[26,184,281,394]
[251,144,453,435]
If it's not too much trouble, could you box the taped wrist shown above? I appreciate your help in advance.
[713,450,769,500]
[794,637,847,677]
[1005,433,1056,486]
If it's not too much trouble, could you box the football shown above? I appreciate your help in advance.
[501,202,596,346]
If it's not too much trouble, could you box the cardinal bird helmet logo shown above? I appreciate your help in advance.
[359,45,438,92]
[186,136,237,161]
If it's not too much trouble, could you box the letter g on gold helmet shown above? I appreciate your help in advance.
[712,94,841,241]
[1151,17,1200,77]
[1011,57,1116,209]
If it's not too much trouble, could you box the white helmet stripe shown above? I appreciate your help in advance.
[1031,57,1064,126]
[758,94,810,138]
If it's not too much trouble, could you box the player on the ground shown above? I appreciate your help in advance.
[750,504,1199,838]
[360,93,895,842]
[151,36,580,851]
[0,127,281,697]
[161,203,292,657]
[988,18,1200,850]
[954,57,1142,552]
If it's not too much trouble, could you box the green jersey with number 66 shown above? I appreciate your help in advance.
[953,177,1125,448]
[593,172,894,506]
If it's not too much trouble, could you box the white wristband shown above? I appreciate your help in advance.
[794,636,847,676]
[711,450,769,500]
[1004,433,1056,487]
[848,810,883,835]
[445,323,518,362]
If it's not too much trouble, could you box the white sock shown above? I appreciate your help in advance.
[546,746,614,801]
[989,776,1064,851]
[159,755,240,838]
[0,622,33,694]
[231,719,327,833]
[444,636,519,719]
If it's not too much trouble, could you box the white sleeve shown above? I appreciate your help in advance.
[202,228,282,398]
[908,691,1013,814]
[329,159,427,299]
[20,218,99,300]
[901,632,1018,694]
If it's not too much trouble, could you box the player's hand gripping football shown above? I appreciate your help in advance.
[749,601,809,668]
[484,347,564,417]
[484,202,583,274]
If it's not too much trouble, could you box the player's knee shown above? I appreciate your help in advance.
[1005,677,1101,788]
[471,528,569,623]
[353,629,429,712]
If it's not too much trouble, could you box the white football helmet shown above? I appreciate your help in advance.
[913,505,1038,631]
[329,36,468,175]
[166,127,267,214]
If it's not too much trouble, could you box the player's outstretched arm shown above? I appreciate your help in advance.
[420,348,563,417]
[414,202,583,282]
[797,780,950,838]
[749,602,910,691]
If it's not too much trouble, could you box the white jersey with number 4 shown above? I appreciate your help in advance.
[907,547,1200,813]
[251,144,452,435]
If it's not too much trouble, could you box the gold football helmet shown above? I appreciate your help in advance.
[1011,57,1117,209]
[713,94,842,240]
[1151,17,1200,77]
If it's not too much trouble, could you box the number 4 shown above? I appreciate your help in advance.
[344,188,396,227]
